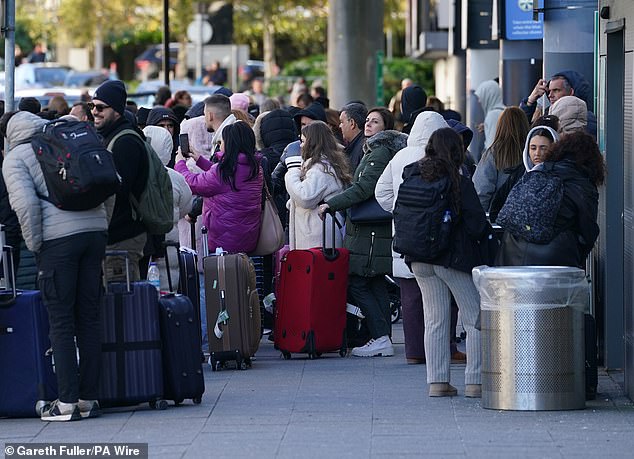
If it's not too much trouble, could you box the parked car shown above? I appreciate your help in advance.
[64,70,109,88]
[135,44,178,80]
[14,63,72,89]
[129,80,221,108]
[14,87,88,109]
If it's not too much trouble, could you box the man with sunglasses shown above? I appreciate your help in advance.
[519,70,596,138]
[91,79,149,282]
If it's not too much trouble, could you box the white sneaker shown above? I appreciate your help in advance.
[351,335,394,357]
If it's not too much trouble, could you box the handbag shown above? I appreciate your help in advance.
[349,197,392,224]
[250,181,285,256]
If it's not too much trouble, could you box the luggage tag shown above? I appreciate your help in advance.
[214,309,230,339]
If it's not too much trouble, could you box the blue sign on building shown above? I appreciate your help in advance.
[505,0,543,40]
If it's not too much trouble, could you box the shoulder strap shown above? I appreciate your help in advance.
[107,128,142,152]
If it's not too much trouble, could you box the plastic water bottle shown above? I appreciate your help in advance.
[443,210,452,223]
[147,262,161,298]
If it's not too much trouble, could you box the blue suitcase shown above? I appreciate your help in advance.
[99,251,167,410]
[0,247,57,417]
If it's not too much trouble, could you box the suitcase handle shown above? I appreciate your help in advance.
[201,226,209,258]
[103,250,131,293]
[321,212,340,262]
[161,241,183,293]
[0,245,17,307]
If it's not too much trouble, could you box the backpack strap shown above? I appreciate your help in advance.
[107,128,142,152]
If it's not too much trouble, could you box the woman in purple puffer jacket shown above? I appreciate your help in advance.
[174,121,262,253]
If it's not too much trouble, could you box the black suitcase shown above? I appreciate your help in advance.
[160,244,205,405]
[99,251,167,410]
[585,313,598,400]
[0,246,58,417]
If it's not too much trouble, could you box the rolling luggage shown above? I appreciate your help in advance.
[202,227,261,371]
[0,246,57,417]
[274,218,349,359]
[99,251,167,410]
[160,243,205,405]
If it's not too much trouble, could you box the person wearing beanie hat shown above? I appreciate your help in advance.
[92,80,127,116]
[230,93,250,111]
[214,86,233,97]
[91,79,149,282]
[18,97,41,114]
[146,106,180,167]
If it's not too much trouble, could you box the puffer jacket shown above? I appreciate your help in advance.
[326,130,408,277]
[375,111,445,278]
[2,111,108,253]
[174,152,262,253]
[285,160,346,250]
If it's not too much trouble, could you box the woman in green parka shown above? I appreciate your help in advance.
[319,107,408,357]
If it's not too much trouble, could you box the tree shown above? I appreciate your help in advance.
[233,0,327,78]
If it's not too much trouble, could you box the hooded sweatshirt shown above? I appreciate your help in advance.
[143,126,193,243]
[400,86,428,127]
[549,96,588,136]
[522,125,560,171]
[375,111,447,278]
[292,102,327,133]
[2,112,108,252]
[475,80,506,151]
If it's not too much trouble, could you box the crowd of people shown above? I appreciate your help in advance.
[0,68,604,420]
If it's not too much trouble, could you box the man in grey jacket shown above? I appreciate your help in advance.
[1,111,108,421]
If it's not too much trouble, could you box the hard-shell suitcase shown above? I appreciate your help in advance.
[160,244,205,405]
[0,246,57,417]
[99,251,167,410]
[274,218,349,359]
[202,227,261,371]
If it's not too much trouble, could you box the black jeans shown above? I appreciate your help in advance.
[38,231,107,403]
[348,274,391,339]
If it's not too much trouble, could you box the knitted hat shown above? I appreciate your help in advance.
[230,93,250,111]
[93,80,127,115]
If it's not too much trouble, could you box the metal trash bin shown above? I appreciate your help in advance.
[472,266,588,411]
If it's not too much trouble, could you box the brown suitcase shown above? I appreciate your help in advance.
[202,227,261,370]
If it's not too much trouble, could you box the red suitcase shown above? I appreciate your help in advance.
[274,218,348,359]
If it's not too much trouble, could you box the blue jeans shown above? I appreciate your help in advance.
[38,231,107,403]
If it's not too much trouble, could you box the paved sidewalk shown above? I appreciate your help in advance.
[2,325,633,458]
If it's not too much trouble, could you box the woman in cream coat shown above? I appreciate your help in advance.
[285,121,351,249]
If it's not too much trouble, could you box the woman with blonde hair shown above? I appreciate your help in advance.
[285,121,351,250]
[472,106,529,212]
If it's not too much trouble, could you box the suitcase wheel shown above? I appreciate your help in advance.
[193,397,202,405]
[282,351,291,360]
[174,399,184,406]
[339,349,347,357]
[149,399,168,410]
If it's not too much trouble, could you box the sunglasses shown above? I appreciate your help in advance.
[88,102,111,112]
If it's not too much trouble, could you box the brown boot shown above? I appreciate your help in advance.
[406,357,426,365]
[451,350,467,364]
[465,384,482,398]
[429,383,458,397]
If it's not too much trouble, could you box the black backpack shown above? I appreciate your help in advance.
[393,163,453,262]
[496,162,564,244]
[31,120,120,211]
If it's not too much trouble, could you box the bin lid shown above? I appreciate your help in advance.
[472,265,589,312]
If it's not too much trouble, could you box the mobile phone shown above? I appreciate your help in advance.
[179,133,190,157]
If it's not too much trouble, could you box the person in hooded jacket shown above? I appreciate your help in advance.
[496,131,603,268]
[319,109,408,358]
[143,126,193,290]
[447,119,477,177]
[1,111,108,421]
[403,128,488,398]
[474,80,506,157]
[174,121,262,254]
[146,106,180,167]
[375,111,448,365]
[519,70,597,138]
[400,85,428,134]
[548,96,588,136]
[489,123,559,223]
[253,109,297,227]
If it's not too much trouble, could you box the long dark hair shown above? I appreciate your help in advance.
[219,121,259,191]
[300,121,352,185]
[488,106,529,170]
[419,128,465,214]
